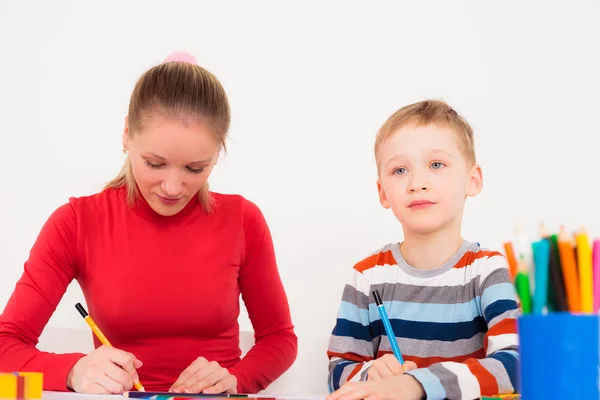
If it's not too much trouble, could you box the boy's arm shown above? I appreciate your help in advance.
[327,268,378,392]
[406,256,521,400]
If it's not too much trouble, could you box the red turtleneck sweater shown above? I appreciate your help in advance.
[0,187,297,393]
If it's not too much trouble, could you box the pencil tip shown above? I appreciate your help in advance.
[515,223,523,234]
[539,222,549,238]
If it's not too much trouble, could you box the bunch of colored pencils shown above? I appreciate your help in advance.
[503,225,600,315]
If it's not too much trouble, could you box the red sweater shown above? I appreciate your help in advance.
[0,187,297,393]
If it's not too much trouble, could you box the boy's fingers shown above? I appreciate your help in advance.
[375,363,395,379]
[367,367,382,381]
[330,382,358,399]
[402,361,418,372]
[383,358,404,376]
[338,386,373,400]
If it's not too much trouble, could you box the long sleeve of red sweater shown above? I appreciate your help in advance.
[0,203,85,390]
[0,188,297,393]
[228,200,298,393]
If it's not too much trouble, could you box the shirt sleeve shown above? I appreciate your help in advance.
[326,267,377,392]
[227,199,298,394]
[0,202,86,391]
[406,255,521,400]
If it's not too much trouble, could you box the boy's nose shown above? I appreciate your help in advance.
[407,170,430,192]
[408,178,430,192]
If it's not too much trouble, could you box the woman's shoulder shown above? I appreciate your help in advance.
[67,186,125,209]
[38,187,125,236]
[57,187,127,224]
[210,192,267,223]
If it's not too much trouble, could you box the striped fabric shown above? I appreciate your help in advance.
[327,241,521,400]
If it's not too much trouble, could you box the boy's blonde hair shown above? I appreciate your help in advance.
[375,99,476,170]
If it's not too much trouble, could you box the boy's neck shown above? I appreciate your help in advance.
[400,222,464,270]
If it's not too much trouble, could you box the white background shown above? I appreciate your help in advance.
[1,0,599,394]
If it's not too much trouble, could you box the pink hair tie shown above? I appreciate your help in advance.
[163,51,198,65]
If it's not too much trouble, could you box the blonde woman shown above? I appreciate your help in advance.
[0,51,297,395]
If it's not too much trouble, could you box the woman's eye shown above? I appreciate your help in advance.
[145,160,163,169]
[187,167,205,174]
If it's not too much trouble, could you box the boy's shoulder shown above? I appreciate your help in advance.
[447,242,513,291]
[352,243,398,274]
[351,241,509,278]
[457,242,507,267]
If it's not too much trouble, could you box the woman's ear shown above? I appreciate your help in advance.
[122,116,130,152]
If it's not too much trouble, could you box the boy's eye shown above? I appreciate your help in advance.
[392,167,407,175]
[431,162,445,169]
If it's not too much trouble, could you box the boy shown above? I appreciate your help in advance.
[326,100,521,400]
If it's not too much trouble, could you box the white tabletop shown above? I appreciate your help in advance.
[42,392,326,400]
[43,392,119,400]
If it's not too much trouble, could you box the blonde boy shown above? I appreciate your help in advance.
[326,100,521,400]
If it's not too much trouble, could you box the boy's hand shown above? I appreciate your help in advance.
[327,374,425,400]
[367,355,417,380]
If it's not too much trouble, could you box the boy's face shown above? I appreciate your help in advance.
[376,123,482,235]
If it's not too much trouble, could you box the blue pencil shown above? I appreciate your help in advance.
[372,290,404,364]
[532,239,550,314]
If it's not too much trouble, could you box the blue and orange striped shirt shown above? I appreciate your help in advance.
[327,240,521,400]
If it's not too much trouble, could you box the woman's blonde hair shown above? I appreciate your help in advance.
[105,54,230,213]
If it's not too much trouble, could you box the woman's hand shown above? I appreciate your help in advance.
[170,357,237,394]
[66,345,143,394]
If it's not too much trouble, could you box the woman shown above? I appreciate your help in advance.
[0,51,298,394]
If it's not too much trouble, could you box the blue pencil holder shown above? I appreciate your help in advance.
[518,313,599,399]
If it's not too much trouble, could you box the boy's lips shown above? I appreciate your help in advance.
[408,200,435,208]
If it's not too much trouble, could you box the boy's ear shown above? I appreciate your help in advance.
[377,179,391,209]
[466,163,483,197]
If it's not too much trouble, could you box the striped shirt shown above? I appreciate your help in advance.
[327,240,521,400]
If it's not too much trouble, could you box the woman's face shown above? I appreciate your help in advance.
[123,116,220,216]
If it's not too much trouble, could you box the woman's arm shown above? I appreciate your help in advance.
[0,202,86,390]
[227,199,298,394]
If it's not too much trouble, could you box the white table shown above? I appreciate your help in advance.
[42,392,326,400]
[42,392,118,400]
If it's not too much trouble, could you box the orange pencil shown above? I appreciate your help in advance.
[557,227,581,313]
[576,227,593,313]
[75,303,145,392]
[503,241,518,282]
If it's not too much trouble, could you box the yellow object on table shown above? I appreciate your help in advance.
[0,372,43,399]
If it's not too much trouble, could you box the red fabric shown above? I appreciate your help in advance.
[0,187,297,393]
[465,358,499,396]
